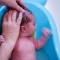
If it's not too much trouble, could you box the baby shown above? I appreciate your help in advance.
[10,10,51,60]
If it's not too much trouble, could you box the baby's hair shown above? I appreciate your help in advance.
[8,4,34,26]
[20,9,33,26]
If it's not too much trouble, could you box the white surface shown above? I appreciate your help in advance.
[46,0,60,41]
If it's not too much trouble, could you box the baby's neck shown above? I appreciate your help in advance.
[19,34,34,41]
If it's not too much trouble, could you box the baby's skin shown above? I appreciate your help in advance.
[10,28,51,60]
[10,10,51,60]
[11,38,36,60]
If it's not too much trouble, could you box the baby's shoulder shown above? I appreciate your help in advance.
[17,38,35,47]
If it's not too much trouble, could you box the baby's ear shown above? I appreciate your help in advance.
[21,26,28,33]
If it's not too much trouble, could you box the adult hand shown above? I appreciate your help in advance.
[2,10,23,41]
[0,0,27,13]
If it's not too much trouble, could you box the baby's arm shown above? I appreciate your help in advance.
[33,28,51,50]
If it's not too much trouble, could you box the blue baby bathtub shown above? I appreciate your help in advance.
[0,0,60,60]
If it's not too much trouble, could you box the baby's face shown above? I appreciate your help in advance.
[20,10,36,36]
[27,14,36,36]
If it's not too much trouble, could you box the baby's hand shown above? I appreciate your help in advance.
[42,28,51,38]
[0,35,5,45]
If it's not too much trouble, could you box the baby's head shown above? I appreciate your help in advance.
[20,10,36,37]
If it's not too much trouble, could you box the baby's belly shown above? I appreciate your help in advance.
[20,50,36,60]
[11,40,36,60]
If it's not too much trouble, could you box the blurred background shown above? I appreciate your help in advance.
[46,0,60,42]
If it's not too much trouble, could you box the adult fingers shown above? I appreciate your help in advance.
[11,10,17,22]
[17,12,23,25]
[18,0,27,9]
[8,10,13,23]
[3,13,8,22]
[13,1,25,13]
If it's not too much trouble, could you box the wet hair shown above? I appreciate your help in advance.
[20,9,33,26]
[16,9,34,26]
[9,4,34,26]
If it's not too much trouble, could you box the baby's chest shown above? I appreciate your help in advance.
[17,40,35,52]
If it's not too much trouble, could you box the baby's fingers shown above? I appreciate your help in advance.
[0,35,5,41]
[42,28,51,37]
[0,35,5,45]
